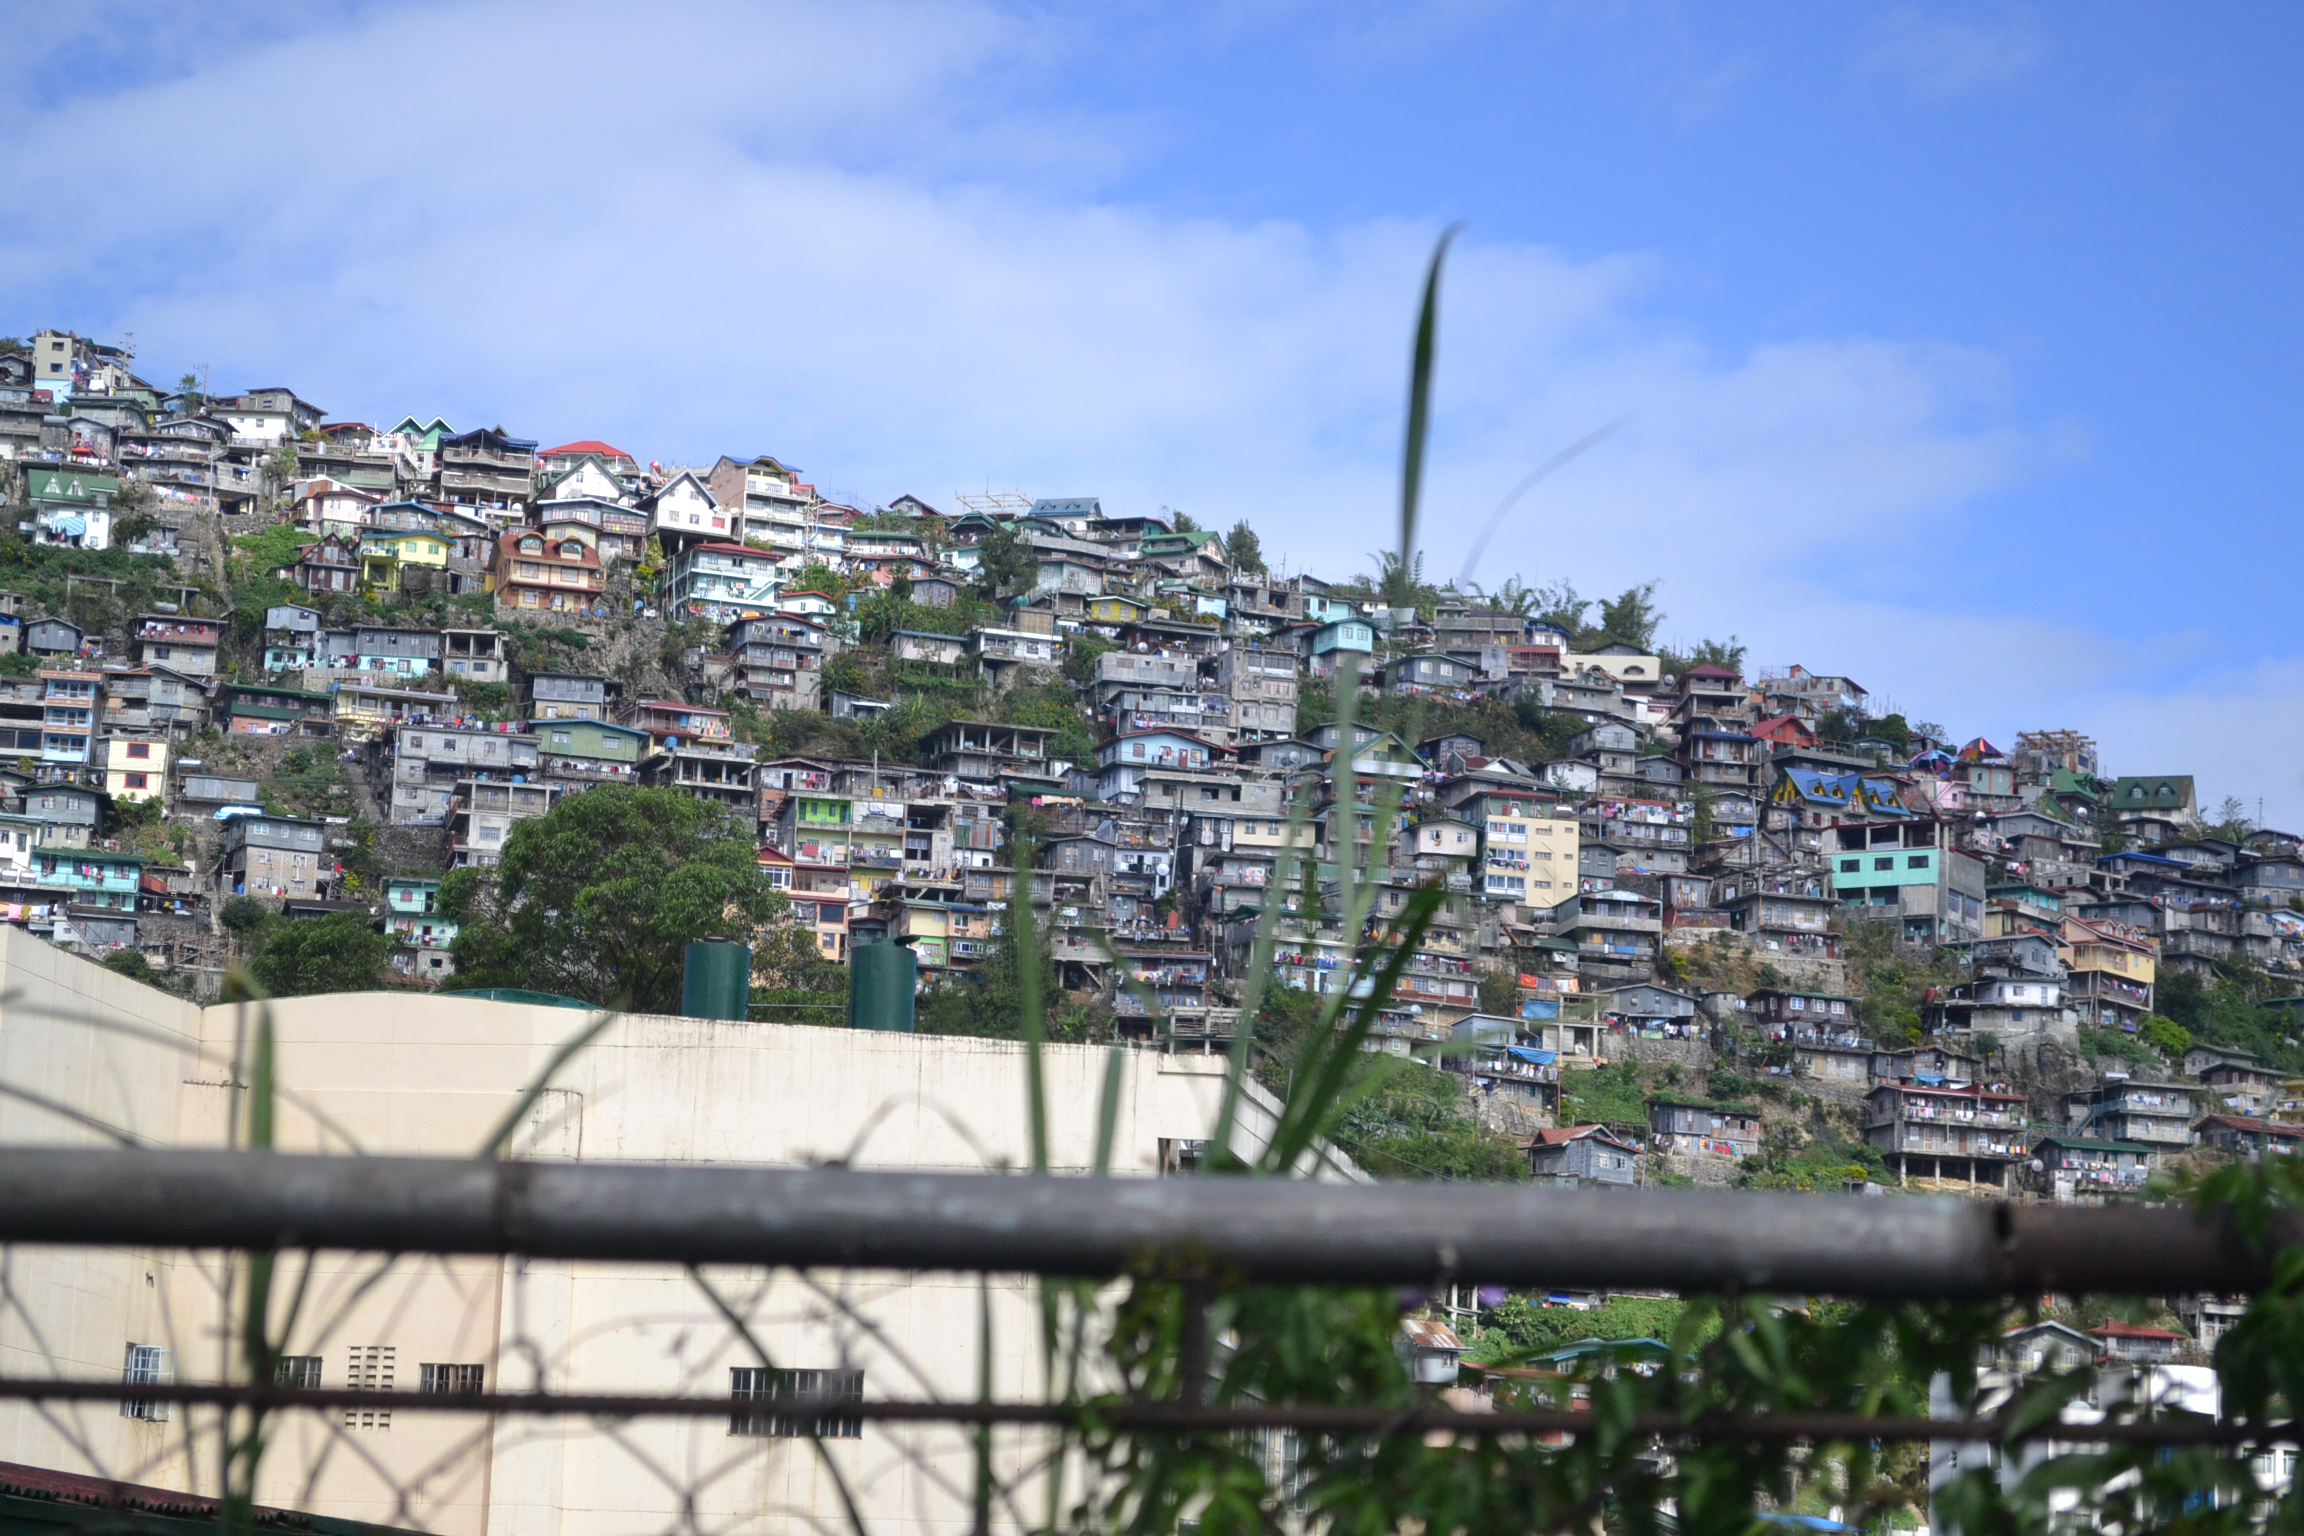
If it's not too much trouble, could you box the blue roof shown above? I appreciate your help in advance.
[1782,768,1913,816]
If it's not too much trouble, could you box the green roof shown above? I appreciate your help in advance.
[2047,768,2100,798]
[2107,775,2193,811]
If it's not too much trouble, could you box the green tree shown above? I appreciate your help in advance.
[1595,582,1663,649]
[1687,635,1746,673]
[1471,1293,1689,1362]
[1064,633,1116,685]
[1332,1066,1528,1180]
[2157,969,2208,1029]
[1223,519,1265,574]
[441,785,787,1012]
[1529,579,1589,636]
[972,521,1038,603]
[2140,1014,2194,1059]
[751,923,850,1022]
[2209,795,2255,843]
[220,895,274,942]
[251,912,388,997]
[916,919,1109,1042]
[1476,968,1519,1016]
[1471,576,1542,617]
[1168,508,1200,533]
[102,948,159,987]
[786,559,868,603]
[1873,712,1913,753]
[1368,549,1440,615]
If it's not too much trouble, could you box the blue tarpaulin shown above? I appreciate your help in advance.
[1507,1046,1557,1065]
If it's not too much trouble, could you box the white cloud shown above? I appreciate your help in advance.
[1860,8,2045,97]
[15,1,2294,818]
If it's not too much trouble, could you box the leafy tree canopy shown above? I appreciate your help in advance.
[972,521,1038,603]
[102,948,159,986]
[2139,1014,2193,1059]
[915,916,1111,1043]
[1332,1066,1528,1181]
[1595,581,1664,650]
[1223,519,1265,574]
[441,785,786,1013]
[1469,1293,1690,1365]
[251,911,388,998]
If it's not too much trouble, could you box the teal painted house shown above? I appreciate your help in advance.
[33,849,145,910]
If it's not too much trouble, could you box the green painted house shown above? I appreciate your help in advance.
[532,717,649,786]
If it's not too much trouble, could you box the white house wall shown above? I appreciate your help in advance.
[0,927,1308,1535]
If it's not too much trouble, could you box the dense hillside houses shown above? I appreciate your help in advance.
[3,324,2303,1195]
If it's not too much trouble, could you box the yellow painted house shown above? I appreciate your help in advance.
[358,530,451,593]
[1086,595,1147,625]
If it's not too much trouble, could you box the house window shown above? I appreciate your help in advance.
[730,1368,864,1438]
[1873,857,1895,871]
[344,1345,394,1429]
[420,1363,486,1395]
[124,773,147,789]
[276,1356,322,1389]
[126,742,150,759]
[121,1344,172,1421]
[1907,854,1930,869]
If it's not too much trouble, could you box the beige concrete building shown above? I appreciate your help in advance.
[0,927,1315,1534]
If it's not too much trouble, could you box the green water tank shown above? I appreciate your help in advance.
[848,940,917,1032]
[681,939,752,1021]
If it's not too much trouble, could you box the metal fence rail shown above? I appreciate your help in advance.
[0,1146,2286,1298]
[0,1377,2285,1446]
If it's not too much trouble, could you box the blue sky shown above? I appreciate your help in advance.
[6,3,2301,818]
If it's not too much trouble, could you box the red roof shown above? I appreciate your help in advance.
[2091,1320,2185,1340]
[2198,1114,2304,1138]
[1685,664,1739,680]
[542,439,633,461]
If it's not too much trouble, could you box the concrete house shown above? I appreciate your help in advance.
[134,615,221,677]
[220,816,333,901]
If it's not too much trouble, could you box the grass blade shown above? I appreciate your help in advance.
[1092,1046,1126,1177]
[1393,225,1457,608]
[1010,832,1048,1174]
[476,1010,617,1160]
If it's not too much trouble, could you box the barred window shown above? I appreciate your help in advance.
[420,1363,486,1395]
[275,1356,322,1389]
[730,1367,863,1438]
[121,1343,171,1421]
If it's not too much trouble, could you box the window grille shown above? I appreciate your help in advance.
[276,1355,322,1389]
[345,1345,394,1429]
[420,1363,486,1395]
[729,1368,863,1438]
[121,1343,171,1421]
